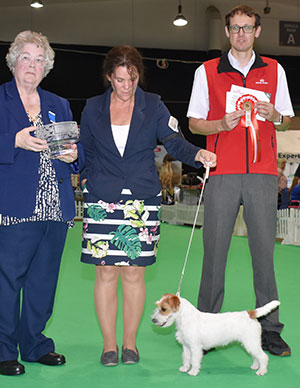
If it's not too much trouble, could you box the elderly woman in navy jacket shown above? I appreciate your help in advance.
[80,45,216,366]
[0,31,84,376]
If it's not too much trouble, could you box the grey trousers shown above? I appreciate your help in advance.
[198,174,283,332]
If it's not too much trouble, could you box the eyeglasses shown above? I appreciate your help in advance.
[18,54,46,67]
[228,25,256,34]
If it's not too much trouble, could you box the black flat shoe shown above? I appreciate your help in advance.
[37,352,66,366]
[121,347,139,364]
[101,348,119,366]
[0,360,25,376]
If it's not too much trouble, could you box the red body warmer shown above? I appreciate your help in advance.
[204,55,278,176]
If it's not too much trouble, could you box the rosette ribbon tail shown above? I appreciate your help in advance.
[239,98,261,164]
[247,113,260,164]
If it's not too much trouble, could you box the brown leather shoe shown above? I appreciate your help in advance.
[262,331,291,356]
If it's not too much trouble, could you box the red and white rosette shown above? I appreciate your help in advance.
[236,94,261,163]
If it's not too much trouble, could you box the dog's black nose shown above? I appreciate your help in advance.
[152,318,158,324]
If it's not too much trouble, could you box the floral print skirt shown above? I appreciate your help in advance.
[81,189,161,266]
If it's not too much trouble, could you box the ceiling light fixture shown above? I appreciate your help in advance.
[173,0,188,27]
[264,0,271,14]
[30,1,44,8]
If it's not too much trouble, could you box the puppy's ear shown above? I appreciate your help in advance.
[155,294,168,306]
[168,295,180,312]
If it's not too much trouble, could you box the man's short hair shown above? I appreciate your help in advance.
[225,5,261,27]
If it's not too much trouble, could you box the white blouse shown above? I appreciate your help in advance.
[111,124,130,157]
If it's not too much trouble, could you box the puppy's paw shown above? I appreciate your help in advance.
[256,368,267,376]
[188,368,199,376]
[179,365,190,373]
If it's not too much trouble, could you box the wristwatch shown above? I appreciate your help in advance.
[273,114,283,125]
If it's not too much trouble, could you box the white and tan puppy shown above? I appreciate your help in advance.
[152,293,280,376]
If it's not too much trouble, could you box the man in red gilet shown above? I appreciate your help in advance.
[187,5,294,356]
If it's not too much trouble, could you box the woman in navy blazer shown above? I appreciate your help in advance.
[0,31,84,376]
[80,46,216,366]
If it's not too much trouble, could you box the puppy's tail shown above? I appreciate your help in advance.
[249,300,280,319]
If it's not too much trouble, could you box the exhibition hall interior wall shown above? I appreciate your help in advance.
[1,0,300,172]
[1,0,300,55]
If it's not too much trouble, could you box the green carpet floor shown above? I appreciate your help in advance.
[2,221,300,387]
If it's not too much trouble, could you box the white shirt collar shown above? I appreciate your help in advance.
[228,49,256,77]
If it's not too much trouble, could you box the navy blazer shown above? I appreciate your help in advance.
[80,87,202,202]
[0,79,85,221]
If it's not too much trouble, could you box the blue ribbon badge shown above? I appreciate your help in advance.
[48,111,56,123]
